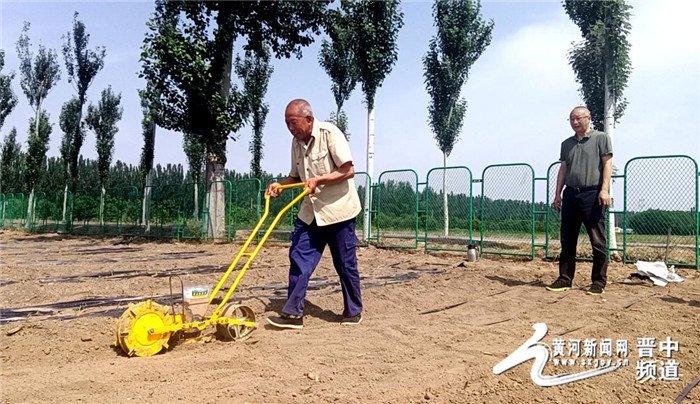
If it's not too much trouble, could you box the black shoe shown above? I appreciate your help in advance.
[266,313,303,329]
[545,278,571,292]
[586,284,605,295]
[341,313,362,325]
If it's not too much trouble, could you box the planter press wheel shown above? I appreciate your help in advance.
[215,304,256,341]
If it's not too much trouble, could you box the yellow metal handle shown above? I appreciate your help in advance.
[267,182,307,196]
[207,183,310,316]
[275,182,306,190]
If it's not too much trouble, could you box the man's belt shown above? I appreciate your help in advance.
[566,185,600,193]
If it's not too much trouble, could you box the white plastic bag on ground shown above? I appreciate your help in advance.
[633,261,684,287]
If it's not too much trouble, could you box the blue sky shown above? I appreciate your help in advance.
[1,0,698,188]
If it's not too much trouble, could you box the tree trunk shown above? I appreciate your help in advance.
[363,107,376,241]
[193,181,199,219]
[199,6,234,240]
[443,152,449,237]
[70,94,86,194]
[205,156,226,239]
[99,186,106,227]
[252,112,261,178]
[141,170,152,232]
[62,182,69,222]
[25,188,35,229]
[25,101,42,230]
[603,73,619,259]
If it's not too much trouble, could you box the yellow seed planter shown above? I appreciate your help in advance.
[115,183,308,357]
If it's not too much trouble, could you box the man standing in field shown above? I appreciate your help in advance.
[265,99,363,329]
[547,106,613,295]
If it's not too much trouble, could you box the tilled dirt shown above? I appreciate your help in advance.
[0,230,698,403]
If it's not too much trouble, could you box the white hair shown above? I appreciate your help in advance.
[288,99,314,117]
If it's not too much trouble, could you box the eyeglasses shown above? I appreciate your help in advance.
[568,116,590,122]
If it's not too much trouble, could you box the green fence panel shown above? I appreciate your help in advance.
[0,194,4,227]
[3,193,27,227]
[148,182,186,239]
[138,185,170,238]
[623,155,699,268]
[31,190,70,233]
[71,187,101,235]
[231,178,262,240]
[267,176,302,235]
[197,180,233,241]
[377,169,419,249]
[479,163,535,258]
[354,171,373,245]
[100,186,139,236]
[424,166,473,253]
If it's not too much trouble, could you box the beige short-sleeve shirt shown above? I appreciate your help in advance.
[288,119,362,226]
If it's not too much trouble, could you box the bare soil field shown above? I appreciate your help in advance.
[1,229,698,403]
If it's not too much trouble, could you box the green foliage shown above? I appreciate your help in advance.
[15,21,60,198]
[319,8,358,114]
[183,133,205,183]
[35,156,66,195]
[629,210,695,236]
[61,12,105,192]
[423,0,493,157]
[16,22,61,110]
[138,84,158,184]
[62,12,105,102]
[140,0,328,163]
[328,110,350,140]
[235,45,273,178]
[59,96,82,177]
[0,50,18,130]
[1,128,23,194]
[85,86,123,188]
[24,110,52,189]
[564,0,632,129]
[343,0,404,110]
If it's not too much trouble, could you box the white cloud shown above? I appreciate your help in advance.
[629,0,700,70]
[494,14,581,82]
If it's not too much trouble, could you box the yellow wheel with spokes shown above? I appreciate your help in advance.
[116,300,174,357]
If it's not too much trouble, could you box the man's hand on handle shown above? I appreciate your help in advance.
[304,177,320,194]
[266,178,313,198]
[266,182,282,198]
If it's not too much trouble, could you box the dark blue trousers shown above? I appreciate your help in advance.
[282,218,363,318]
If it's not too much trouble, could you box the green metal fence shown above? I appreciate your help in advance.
[2,154,698,269]
[269,176,302,233]
[231,178,262,240]
[198,180,234,240]
[376,169,419,249]
[1,193,27,227]
[623,155,698,267]
[424,166,473,253]
[479,163,536,259]
[31,190,71,233]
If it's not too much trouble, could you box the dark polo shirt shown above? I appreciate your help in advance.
[559,130,613,188]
